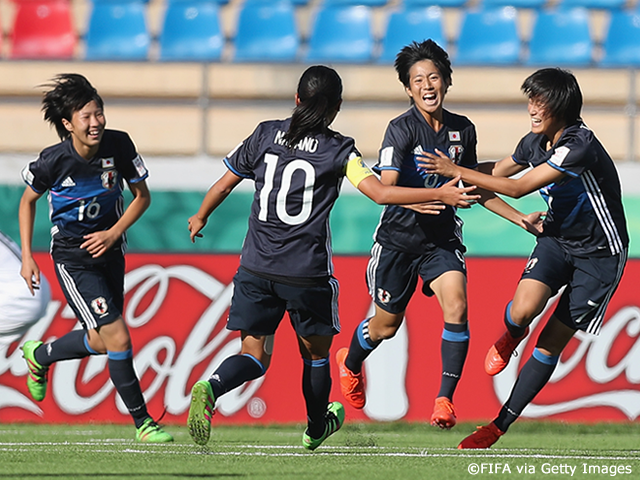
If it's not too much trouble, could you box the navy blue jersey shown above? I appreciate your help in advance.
[224,118,360,278]
[22,130,149,263]
[513,121,628,256]
[373,106,478,253]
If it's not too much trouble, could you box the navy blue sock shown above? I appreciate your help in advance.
[345,318,381,374]
[494,348,558,433]
[208,354,265,399]
[107,350,149,428]
[303,357,331,439]
[504,301,528,339]
[437,322,469,400]
[34,330,96,367]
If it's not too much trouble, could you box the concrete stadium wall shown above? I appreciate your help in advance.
[0,62,637,161]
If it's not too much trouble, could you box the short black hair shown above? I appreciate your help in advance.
[521,68,582,125]
[394,39,452,89]
[41,74,104,140]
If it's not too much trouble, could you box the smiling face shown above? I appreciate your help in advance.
[528,96,566,146]
[405,60,449,128]
[62,100,106,159]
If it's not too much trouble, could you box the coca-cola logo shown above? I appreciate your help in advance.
[0,263,264,418]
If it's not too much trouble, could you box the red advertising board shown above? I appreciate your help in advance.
[1,253,638,425]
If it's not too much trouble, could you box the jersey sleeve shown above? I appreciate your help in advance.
[512,133,536,166]
[458,123,479,169]
[545,129,595,178]
[223,125,263,179]
[116,132,149,183]
[21,155,51,194]
[375,120,412,173]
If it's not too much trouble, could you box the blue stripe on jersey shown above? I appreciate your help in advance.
[223,157,252,179]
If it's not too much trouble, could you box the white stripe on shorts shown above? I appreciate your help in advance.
[586,248,627,335]
[56,263,97,330]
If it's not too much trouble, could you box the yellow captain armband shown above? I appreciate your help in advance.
[345,156,375,189]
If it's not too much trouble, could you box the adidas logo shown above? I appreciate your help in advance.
[61,177,76,187]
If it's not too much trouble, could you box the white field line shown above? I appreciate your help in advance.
[0,442,637,461]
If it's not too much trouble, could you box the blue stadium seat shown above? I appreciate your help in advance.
[526,8,593,66]
[159,2,223,61]
[378,6,445,63]
[323,0,388,5]
[600,11,640,67]
[165,0,229,3]
[481,0,546,9]
[455,7,521,65]
[403,0,467,8]
[85,2,150,60]
[556,0,625,9]
[305,5,374,63]
[234,1,299,62]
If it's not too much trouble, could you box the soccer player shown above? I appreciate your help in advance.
[335,40,541,429]
[186,65,481,450]
[19,74,173,443]
[0,230,51,347]
[423,68,628,448]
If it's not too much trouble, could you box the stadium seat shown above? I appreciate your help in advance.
[481,0,546,9]
[234,1,299,62]
[159,2,224,61]
[556,0,625,9]
[378,6,445,63]
[10,0,76,59]
[455,7,521,65]
[526,8,593,66]
[600,11,640,67]
[305,5,374,63]
[85,2,150,61]
[323,0,388,5]
[403,0,467,8]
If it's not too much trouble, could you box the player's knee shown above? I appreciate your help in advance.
[376,324,401,340]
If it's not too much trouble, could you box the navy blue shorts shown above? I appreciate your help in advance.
[366,241,467,314]
[54,255,125,330]
[522,236,627,334]
[227,267,340,337]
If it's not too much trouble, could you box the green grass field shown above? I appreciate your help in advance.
[1,422,639,480]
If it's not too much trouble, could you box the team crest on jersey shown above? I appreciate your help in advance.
[448,131,461,142]
[101,157,115,169]
[449,145,464,163]
[101,170,118,190]
[377,288,391,305]
[91,297,108,316]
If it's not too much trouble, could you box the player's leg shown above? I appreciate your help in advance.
[188,332,270,446]
[429,269,468,429]
[280,277,343,450]
[338,244,416,408]
[188,268,279,445]
[486,237,568,375]
[21,262,107,402]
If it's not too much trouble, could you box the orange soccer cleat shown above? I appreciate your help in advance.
[484,327,530,376]
[336,347,366,409]
[430,396,457,430]
[458,422,504,449]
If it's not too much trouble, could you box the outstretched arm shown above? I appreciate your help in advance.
[19,187,43,295]
[346,157,480,211]
[189,170,243,243]
[81,179,152,258]
[477,188,545,236]
[421,149,565,199]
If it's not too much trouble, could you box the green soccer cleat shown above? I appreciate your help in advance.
[187,380,216,446]
[21,340,49,402]
[302,401,345,451]
[135,418,174,443]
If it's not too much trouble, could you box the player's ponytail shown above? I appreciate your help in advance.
[283,65,342,148]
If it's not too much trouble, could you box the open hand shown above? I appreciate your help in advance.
[417,149,460,178]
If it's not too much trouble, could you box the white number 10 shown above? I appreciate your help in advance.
[258,153,316,226]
